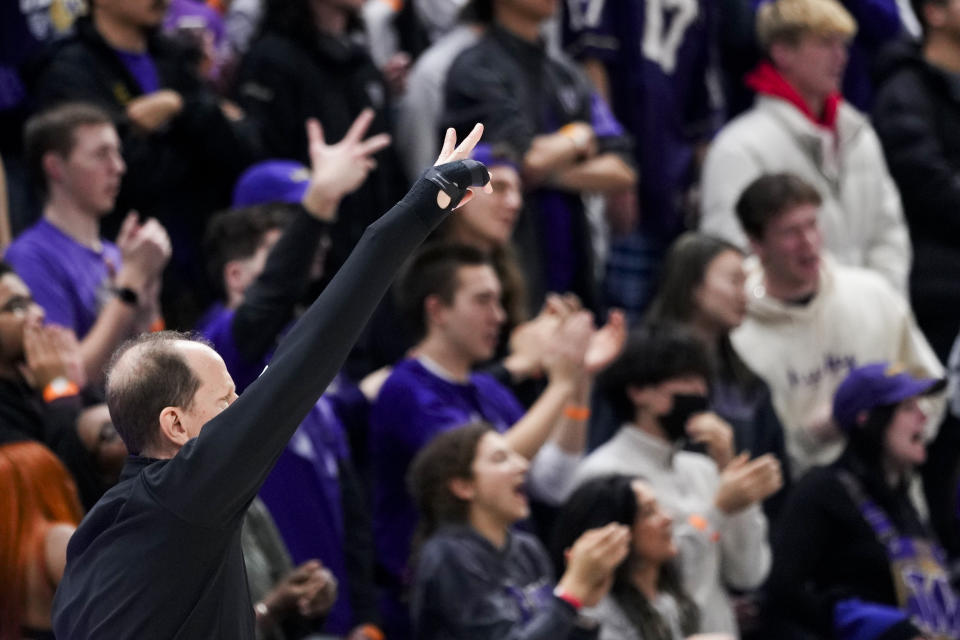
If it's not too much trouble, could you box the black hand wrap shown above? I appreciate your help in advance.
[423,159,491,210]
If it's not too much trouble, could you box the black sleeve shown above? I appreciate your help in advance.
[873,72,960,236]
[755,392,792,525]
[765,470,851,636]
[231,207,328,364]
[339,457,380,626]
[146,168,477,525]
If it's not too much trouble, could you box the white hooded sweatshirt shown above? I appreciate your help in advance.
[731,256,943,479]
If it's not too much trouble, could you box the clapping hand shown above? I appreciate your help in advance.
[20,324,85,391]
[584,309,626,375]
[714,453,783,514]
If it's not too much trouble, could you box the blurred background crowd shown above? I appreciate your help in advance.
[3,0,960,638]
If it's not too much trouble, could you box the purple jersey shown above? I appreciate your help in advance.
[5,219,121,338]
[370,358,525,581]
[258,396,355,634]
[563,0,721,237]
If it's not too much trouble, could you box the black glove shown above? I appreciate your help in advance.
[422,159,490,211]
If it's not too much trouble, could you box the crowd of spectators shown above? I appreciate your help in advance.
[2,0,960,638]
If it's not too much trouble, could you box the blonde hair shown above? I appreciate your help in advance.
[756,0,857,50]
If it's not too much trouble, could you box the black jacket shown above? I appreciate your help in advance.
[236,31,406,278]
[412,525,598,640]
[443,25,631,312]
[51,173,458,638]
[872,39,960,358]
[764,451,927,640]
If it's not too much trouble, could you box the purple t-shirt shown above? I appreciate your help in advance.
[115,49,161,94]
[5,219,121,338]
[369,357,525,581]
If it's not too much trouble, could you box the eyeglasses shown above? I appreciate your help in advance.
[0,296,34,315]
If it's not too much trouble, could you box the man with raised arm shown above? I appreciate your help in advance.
[51,123,491,638]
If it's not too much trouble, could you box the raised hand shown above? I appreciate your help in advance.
[505,310,564,380]
[21,324,83,391]
[116,213,172,293]
[714,453,783,514]
[301,109,392,221]
[557,523,631,607]
[542,310,594,388]
[432,124,492,209]
[584,308,626,375]
[686,412,735,470]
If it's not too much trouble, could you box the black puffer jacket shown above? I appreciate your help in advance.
[872,39,960,360]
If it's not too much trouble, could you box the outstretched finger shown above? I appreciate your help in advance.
[358,132,392,157]
[451,123,484,161]
[343,108,375,144]
[116,211,140,247]
[305,118,325,149]
[435,127,457,165]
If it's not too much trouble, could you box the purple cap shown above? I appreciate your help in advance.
[471,143,520,173]
[833,362,945,431]
[232,160,311,207]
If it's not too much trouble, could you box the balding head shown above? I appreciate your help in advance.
[106,331,210,456]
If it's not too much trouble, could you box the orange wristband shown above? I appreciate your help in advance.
[563,405,590,421]
[357,624,385,640]
[149,317,166,332]
[43,376,79,403]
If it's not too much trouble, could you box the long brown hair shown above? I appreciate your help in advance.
[407,423,491,563]
[552,475,700,639]
[0,442,83,639]
[646,232,763,395]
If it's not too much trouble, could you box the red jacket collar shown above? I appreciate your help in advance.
[745,61,842,131]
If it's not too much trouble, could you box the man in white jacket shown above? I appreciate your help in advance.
[572,326,782,637]
[699,0,911,294]
[730,173,943,480]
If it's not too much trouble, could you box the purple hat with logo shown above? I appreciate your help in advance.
[232,160,311,207]
[832,362,945,431]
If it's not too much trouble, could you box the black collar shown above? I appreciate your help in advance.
[119,454,164,481]
[489,22,548,64]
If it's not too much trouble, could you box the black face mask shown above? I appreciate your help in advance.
[659,394,709,443]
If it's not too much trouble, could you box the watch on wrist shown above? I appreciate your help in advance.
[112,286,140,307]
